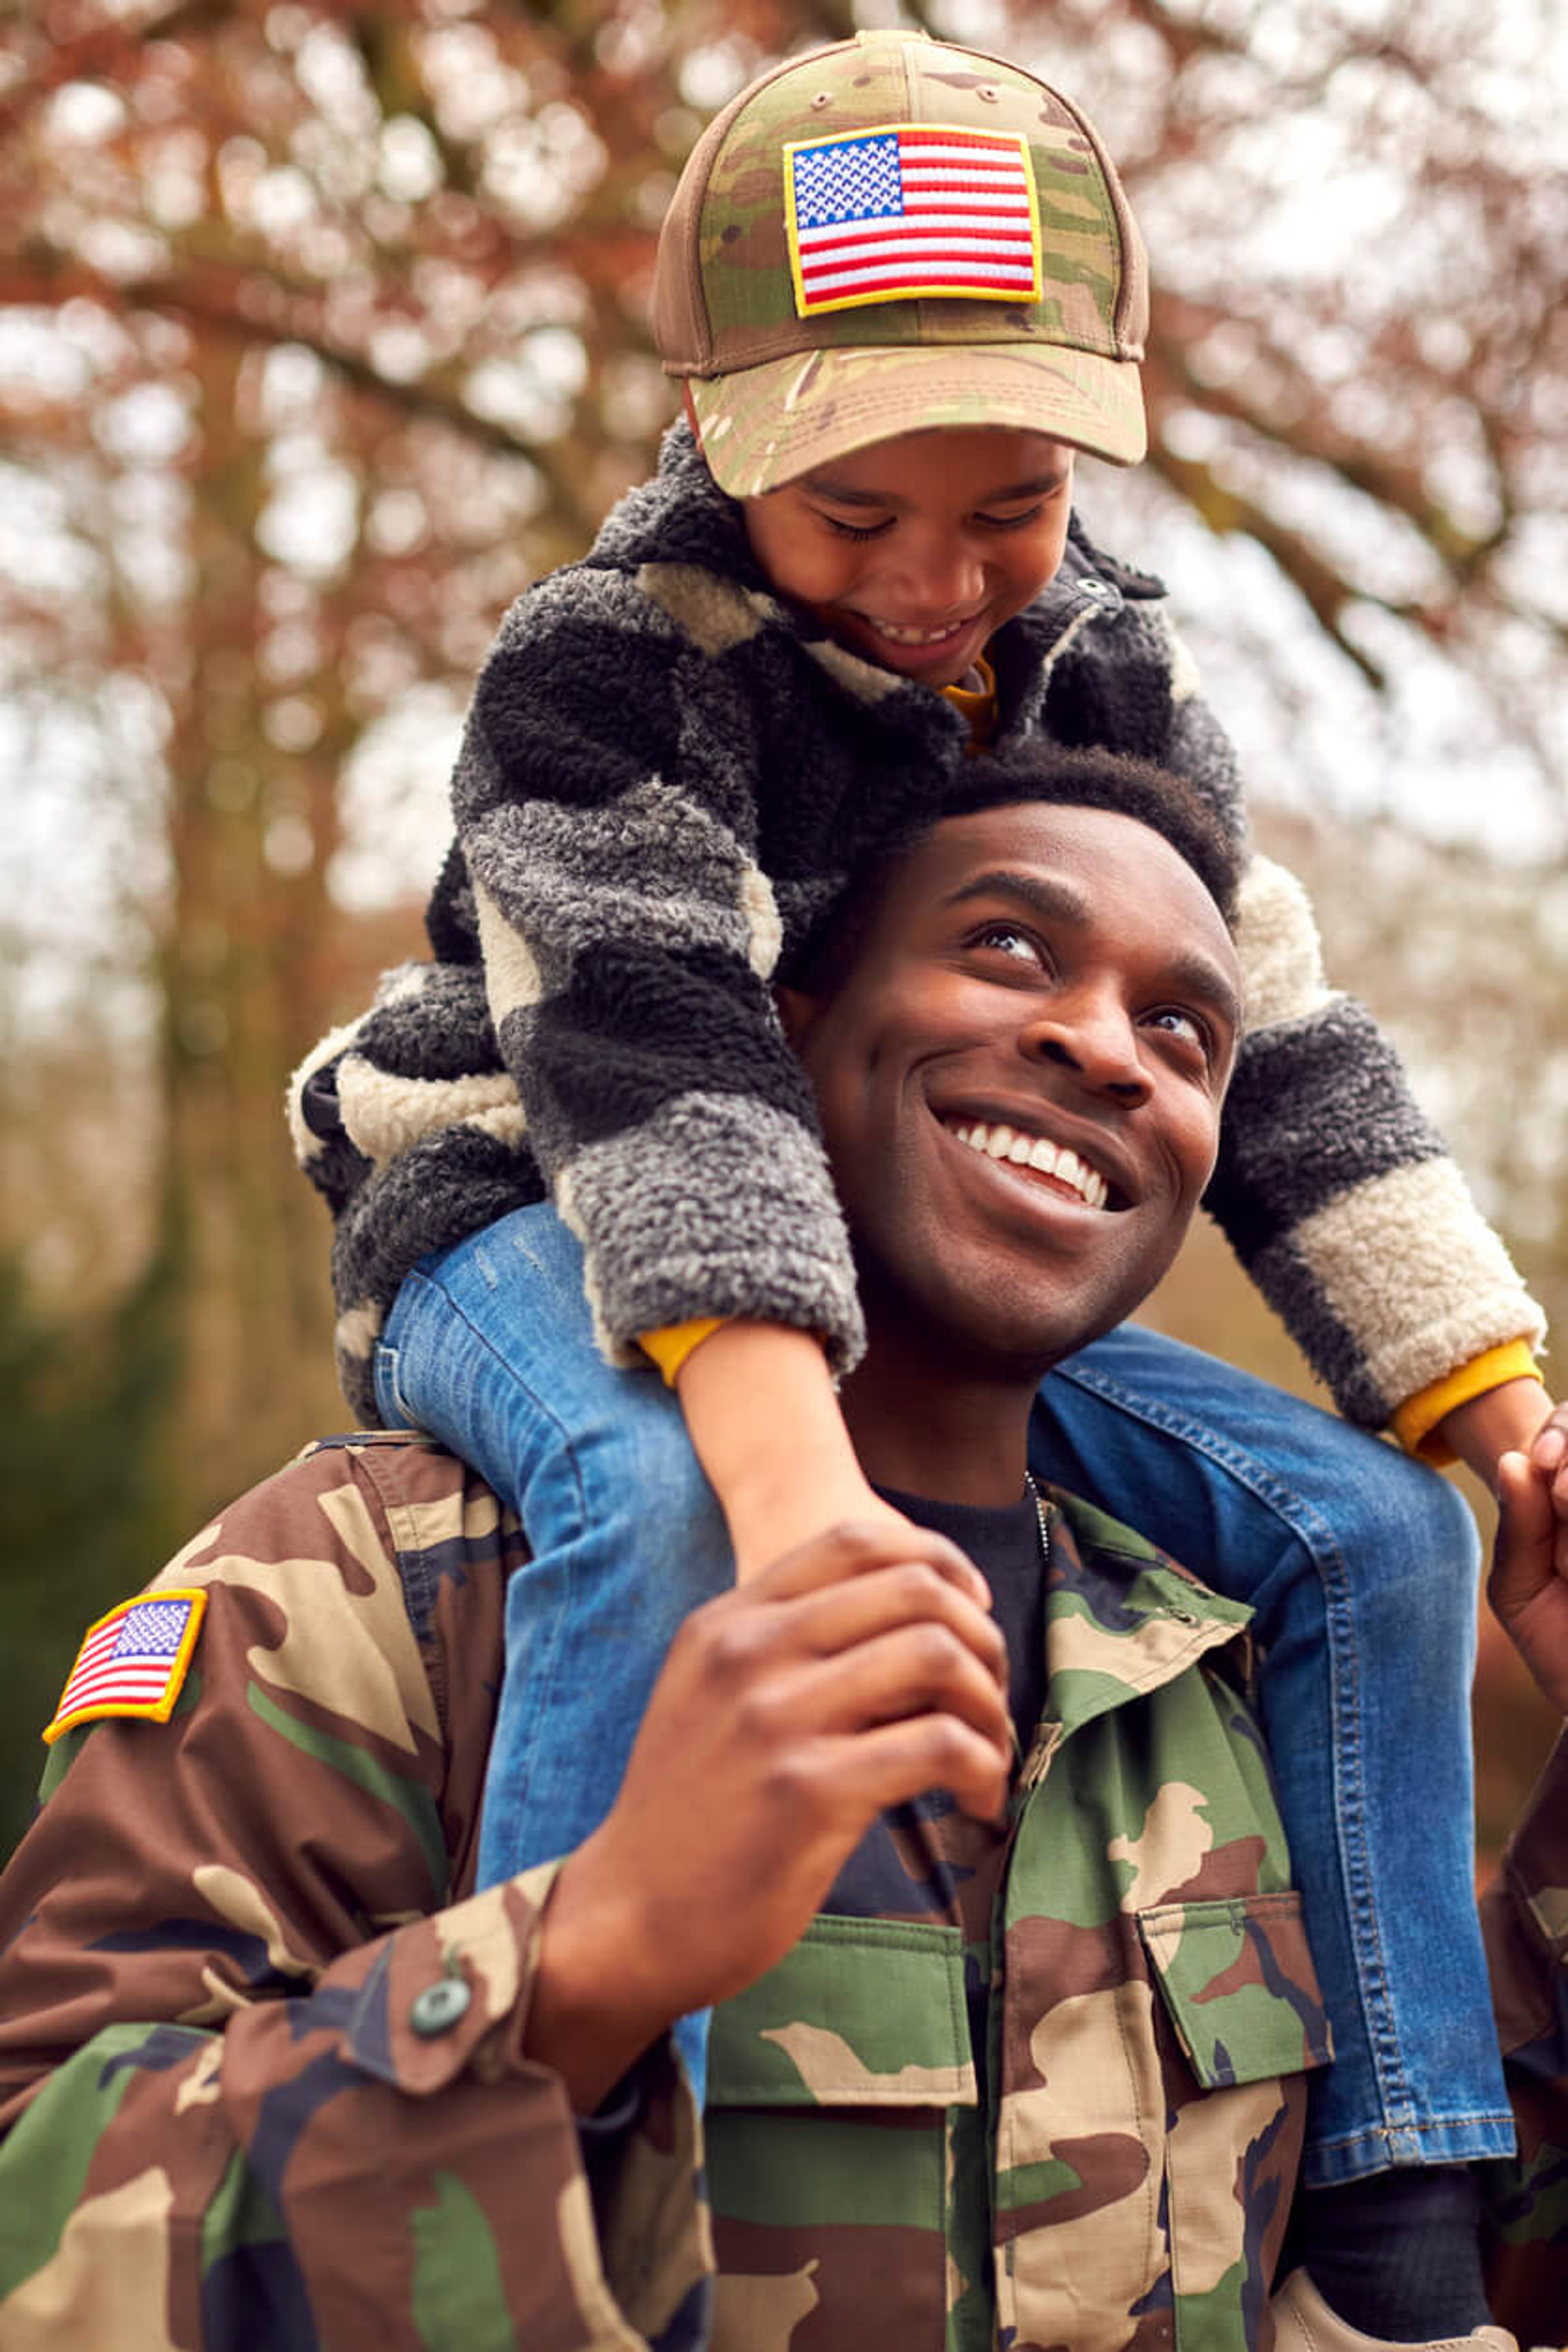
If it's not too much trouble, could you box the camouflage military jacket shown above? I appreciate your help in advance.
[0,1432,1333,2350]
[1478,1724,1568,2348]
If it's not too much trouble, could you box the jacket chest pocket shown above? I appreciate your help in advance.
[704,1915,976,2351]
[996,1892,1330,2352]
[1141,1890,1332,2344]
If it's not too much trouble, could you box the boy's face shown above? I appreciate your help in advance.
[782,802,1241,1377]
[739,426,1075,689]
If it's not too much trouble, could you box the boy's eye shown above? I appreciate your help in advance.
[975,500,1049,532]
[818,510,893,542]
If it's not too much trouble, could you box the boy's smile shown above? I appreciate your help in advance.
[740,427,1075,689]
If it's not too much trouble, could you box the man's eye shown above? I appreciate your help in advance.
[971,922,1044,964]
[1145,1007,1212,1059]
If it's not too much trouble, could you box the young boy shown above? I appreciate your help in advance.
[291,31,1557,2339]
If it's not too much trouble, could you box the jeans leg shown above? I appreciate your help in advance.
[375,1203,731,2100]
[1032,1321,1514,2186]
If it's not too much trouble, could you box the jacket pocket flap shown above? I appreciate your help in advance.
[707,1914,976,2108]
[1137,1891,1334,2091]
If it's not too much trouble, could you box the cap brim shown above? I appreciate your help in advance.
[688,341,1146,497]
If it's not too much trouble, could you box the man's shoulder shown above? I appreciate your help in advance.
[240,1429,520,1646]
[209,1428,491,1578]
[43,1434,516,1755]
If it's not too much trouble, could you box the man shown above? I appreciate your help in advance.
[0,755,1555,2349]
[1477,1459,1568,2349]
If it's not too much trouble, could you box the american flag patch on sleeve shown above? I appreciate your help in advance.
[43,1590,207,1744]
[784,124,1042,317]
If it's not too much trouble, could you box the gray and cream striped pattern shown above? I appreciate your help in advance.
[290,422,1542,1426]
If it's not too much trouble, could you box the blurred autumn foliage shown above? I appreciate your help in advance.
[1,0,1564,1849]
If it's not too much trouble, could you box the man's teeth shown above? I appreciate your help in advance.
[951,1120,1110,1210]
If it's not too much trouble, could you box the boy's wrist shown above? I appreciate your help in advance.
[1437,1376,1553,1490]
[722,1450,886,1579]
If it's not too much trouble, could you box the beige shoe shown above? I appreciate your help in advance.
[1270,2268,1521,2352]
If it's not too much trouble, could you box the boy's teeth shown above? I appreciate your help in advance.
[869,617,960,646]
[951,1119,1109,1210]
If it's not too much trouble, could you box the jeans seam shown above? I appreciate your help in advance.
[374,1340,416,1432]
[396,1262,591,1839]
[1305,2112,1518,2187]
[1049,1356,1416,2147]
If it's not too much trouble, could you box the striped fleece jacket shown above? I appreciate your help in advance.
[290,419,1543,1428]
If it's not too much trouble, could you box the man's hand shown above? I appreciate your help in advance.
[523,1517,1010,2110]
[1439,1376,1568,1698]
[1490,1448,1568,1717]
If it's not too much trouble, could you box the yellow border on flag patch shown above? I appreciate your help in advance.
[784,124,1043,319]
[43,1588,209,1745]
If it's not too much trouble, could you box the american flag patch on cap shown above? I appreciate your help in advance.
[785,124,1042,317]
[43,1589,207,1744]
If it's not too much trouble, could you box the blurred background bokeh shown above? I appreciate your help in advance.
[2,0,1565,1854]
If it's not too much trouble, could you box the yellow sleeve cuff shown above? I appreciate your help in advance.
[639,1319,728,1388]
[941,654,997,749]
[1389,1340,1543,1464]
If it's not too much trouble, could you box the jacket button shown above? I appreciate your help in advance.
[410,1976,472,2037]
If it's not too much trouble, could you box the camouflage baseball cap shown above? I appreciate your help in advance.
[653,30,1148,497]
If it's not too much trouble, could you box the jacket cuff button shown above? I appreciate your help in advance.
[410,1976,472,2037]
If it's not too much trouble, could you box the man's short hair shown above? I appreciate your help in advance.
[784,746,1242,998]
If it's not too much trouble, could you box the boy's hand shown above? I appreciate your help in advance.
[523,1517,1009,2111]
[1522,1399,1568,1581]
[1490,1447,1568,1717]
[1437,1375,1568,1575]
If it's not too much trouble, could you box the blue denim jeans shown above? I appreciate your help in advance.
[375,1202,1514,2180]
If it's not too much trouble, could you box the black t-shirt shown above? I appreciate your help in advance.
[877,1482,1049,1749]
[874,1481,1051,2126]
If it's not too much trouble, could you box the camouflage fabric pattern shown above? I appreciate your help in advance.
[1479,1724,1568,2349]
[0,1434,710,2352]
[0,1438,1330,2347]
[671,33,1142,370]
[702,1491,1331,2350]
[659,32,1149,489]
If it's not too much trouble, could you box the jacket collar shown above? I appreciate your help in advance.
[1037,1487,1254,1745]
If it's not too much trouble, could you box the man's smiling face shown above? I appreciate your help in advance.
[783,802,1241,1380]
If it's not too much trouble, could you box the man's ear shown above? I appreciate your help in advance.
[680,382,703,449]
[775,983,825,1052]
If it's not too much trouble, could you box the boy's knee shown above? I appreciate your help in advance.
[1332,1446,1481,1608]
